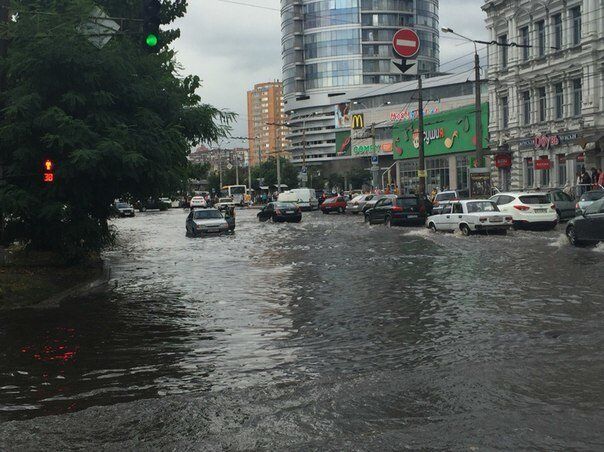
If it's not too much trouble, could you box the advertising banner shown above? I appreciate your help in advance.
[335,130,351,157]
[392,104,489,160]
[335,103,351,129]
[469,168,492,198]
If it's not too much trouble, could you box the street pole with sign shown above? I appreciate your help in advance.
[392,28,425,195]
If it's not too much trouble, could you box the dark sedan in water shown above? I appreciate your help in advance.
[365,195,429,226]
[257,202,301,223]
[566,197,604,246]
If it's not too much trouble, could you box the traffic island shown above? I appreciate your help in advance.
[0,247,109,310]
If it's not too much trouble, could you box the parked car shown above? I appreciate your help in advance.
[320,196,347,214]
[347,194,376,215]
[566,197,604,246]
[364,195,428,226]
[427,200,513,236]
[112,201,135,218]
[489,192,558,230]
[185,208,229,236]
[576,190,604,215]
[134,197,170,212]
[189,196,207,209]
[543,189,576,221]
[215,197,236,211]
[362,194,397,213]
[432,189,468,215]
[257,202,302,223]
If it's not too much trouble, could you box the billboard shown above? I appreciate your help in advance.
[335,130,351,157]
[392,104,489,160]
[334,103,350,128]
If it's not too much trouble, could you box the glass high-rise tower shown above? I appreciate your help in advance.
[281,0,440,165]
[282,0,439,100]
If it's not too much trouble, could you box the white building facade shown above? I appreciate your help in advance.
[484,0,603,191]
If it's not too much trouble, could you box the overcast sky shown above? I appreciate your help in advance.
[172,0,489,148]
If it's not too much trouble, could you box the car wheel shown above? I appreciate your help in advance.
[338,207,344,214]
[566,225,581,246]
[385,216,392,228]
[428,222,437,232]
[460,224,471,236]
[364,214,370,224]
[322,210,329,214]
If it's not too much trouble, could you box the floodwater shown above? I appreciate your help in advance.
[1,209,603,450]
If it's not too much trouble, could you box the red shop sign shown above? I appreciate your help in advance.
[495,154,512,168]
[577,153,585,162]
[535,158,552,170]
[534,134,560,149]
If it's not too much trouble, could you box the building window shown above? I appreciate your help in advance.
[525,157,534,188]
[499,34,508,68]
[522,91,531,125]
[553,14,562,50]
[571,6,581,46]
[536,20,545,56]
[538,87,547,122]
[554,83,564,119]
[501,96,509,128]
[539,156,550,187]
[573,78,582,116]
[456,155,469,190]
[557,154,567,185]
[426,157,450,192]
[520,26,530,61]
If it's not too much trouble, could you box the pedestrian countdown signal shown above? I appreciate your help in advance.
[43,159,55,183]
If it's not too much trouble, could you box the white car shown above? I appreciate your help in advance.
[489,192,558,230]
[215,197,236,210]
[427,200,513,235]
[189,196,207,209]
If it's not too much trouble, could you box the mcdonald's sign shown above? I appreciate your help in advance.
[351,113,365,130]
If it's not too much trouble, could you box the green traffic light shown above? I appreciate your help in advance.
[146,34,158,47]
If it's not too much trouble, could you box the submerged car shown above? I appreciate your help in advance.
[576,190,604,215]
[320,196,347,214]
[427,200,513,235]
[489,192,558,230]
[364,195,428,226]
[215,197,236,210]
[257,202,301,223]
[566,197,604,246]
[113,202,135,218]
[185,208,229,236]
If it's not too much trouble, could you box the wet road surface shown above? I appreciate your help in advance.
[1,208,603,449]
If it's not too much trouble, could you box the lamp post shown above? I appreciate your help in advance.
[441,27,484,166]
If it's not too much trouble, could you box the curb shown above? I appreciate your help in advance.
[33,263,113,310]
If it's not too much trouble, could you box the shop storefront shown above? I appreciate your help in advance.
[391,104,489,193]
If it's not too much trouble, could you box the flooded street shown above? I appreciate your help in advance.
[1,208,603,449]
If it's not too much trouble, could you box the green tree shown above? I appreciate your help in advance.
[251,157,299,191]
[0,0,234,259]
[346,166,370,189]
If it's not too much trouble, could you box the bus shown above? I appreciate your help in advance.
[221,185,246,205]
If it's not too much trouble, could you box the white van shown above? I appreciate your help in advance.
[278,188,318,211]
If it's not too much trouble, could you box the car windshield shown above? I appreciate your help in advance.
[466,201,499,213]
[436,192,456,201]
[580,191,604,201]
[193,210,223,219]
[116,203,130,208]
[396,198,418,207]
[365,195,374,201]
[519,195,550,205]
[275,203,296,209]
[350,195,363,202]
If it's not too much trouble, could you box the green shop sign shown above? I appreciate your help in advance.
[392,103,489,160]
[335,130,351,156]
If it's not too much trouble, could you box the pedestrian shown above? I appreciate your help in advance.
[598,168,604,187]
[590,167,598,189]
[580,168,591,195]
[429,187,438,203]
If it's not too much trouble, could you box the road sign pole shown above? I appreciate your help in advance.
[418,75,426,197]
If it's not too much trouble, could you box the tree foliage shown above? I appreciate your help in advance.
[0,0,234,259]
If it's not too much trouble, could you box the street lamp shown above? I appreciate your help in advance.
[441,27,484,166]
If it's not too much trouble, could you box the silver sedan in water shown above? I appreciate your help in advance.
[186,208,229,236]
[347,194,377,214]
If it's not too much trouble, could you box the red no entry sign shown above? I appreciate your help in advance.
[392,28,420,58]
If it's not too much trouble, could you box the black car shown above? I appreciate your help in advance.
[566,197,604,246]
[112,202,135,218]
[364,195,429,226]
[257,202,301,223]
